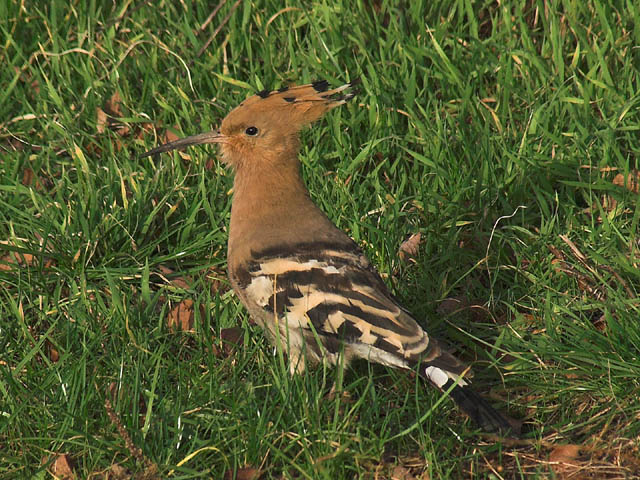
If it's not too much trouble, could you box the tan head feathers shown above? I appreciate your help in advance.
[141,79,358,160]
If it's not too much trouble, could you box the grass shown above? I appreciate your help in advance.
[1,0,639,478]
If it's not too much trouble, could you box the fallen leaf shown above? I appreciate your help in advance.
[398,232,421,261]
[22,167,34,186]
[5,136,25,152]
[549,443,581,463]
[105,91,124,117]
[210,326,244,358]
[390,465,417,480]
[206,266,227,294]
[167,299,196,332]
[162,126,181,144]
[548,244,565,261]
[548,444,585,477]
[220,327,243,354]
[588,311,607,332]
[22,168,46,191]
[102,92,131,137]
[105,464,129,479]
[134,122,156,140]
[14,66,40,94]
[47,340,60,362]
[223,466,262,480]
[96,107,108,134]
[0,250,37,270]
[613,170,640,193]
[160,126,193,160]
[50,454,75,479]
[551,257,573,275]
[158,265,193,289]
[115,124,130,137]
[585,170,640,222]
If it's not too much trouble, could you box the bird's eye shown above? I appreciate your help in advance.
[245,126,259,136]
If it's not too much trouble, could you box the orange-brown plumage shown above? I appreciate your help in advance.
[142,80,515,434]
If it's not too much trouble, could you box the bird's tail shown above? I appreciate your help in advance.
[447,381,514,433]
[420,365,514,434]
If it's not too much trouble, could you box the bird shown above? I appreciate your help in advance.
[142,79,514,434]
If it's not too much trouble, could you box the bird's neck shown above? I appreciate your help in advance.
[227,156,350,268]
[230,160,311,233]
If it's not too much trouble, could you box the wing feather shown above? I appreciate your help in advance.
[236,241,466,377]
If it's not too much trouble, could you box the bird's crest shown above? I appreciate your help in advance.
[239,80,358,117]
[229,79,359,127]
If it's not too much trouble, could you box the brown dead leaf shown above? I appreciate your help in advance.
[366,457,431,480]
[105,91,124,117]
[548,244,565,261]
[590,311,607,332]
[211,326,244,358]
[134,122,156,141]
[223,466,262,480]
[104,464,129,479]
[102,92,130,138]
[167,299,197,332]
[47,340,60,362]
[50,454,76,479]
[398,232,421,261]
[115,124,130,137]
[548,444,588,479]
[157,265,193,289]
[436,296,492,324]
[613,170,640,193]
[549,444,582,473]
[585,170,639,222]
[13,66,40,95]
[551,257,573,275]
[206,266,227,294]
[19,252,35,266]
[220,326,243,354]
[96,107,108,134]
[390,465,417,480]
[5,136,25,152]
[162,126,181,144]
[0,250,38,270]
[160,126,194,160]
[22,167,34,186]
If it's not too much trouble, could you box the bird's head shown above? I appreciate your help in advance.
[141,79,358,170]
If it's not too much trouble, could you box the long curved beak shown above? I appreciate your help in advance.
[141,131,224,158]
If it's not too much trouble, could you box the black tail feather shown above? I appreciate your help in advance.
[419,364,516,434]
[446,380,515,434]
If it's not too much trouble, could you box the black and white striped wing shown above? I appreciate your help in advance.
[234,242,520,433]
[235,242,465,375]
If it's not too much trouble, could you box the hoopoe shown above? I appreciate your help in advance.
[142,79,514,433]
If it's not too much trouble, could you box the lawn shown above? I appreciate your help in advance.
[1,1,639,478]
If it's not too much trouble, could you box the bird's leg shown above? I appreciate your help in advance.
[288,348,307,375]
